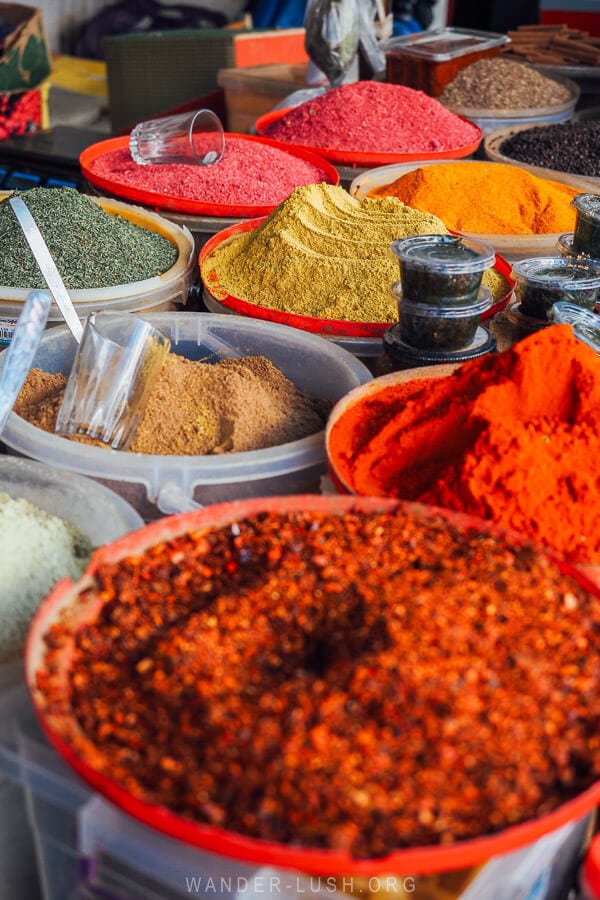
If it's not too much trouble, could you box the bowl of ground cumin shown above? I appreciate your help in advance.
[27,494,600,875]
[3,313,371,519]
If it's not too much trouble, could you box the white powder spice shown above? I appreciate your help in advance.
[0,494,92,662]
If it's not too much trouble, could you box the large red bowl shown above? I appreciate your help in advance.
[254,107,483,168]
[80,134,340,219]
[26,494,600,877]
[199,217,514,339]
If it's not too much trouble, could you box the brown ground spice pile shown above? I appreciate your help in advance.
[15,355,329,455]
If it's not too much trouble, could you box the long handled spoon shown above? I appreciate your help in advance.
[9,195,83,344]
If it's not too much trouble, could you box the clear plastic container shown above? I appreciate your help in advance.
[391,283,492,350]
[572,194,600,258]
[382,27,510,97]
[202,286,384,361]
[391,234,495,305]
[0,313,372,519]
[0,195,197,343]
[512,256,600,320]
[551,302,600,355]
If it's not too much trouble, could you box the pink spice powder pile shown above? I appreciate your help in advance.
[263,81,481,153]
[89,137,333,206]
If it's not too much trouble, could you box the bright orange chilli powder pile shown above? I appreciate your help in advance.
[329,324,600,565]
[368,161,579,234]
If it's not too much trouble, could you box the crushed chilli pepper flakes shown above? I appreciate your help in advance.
[88,137,333,207]
[36,507,600,858]
[261,81,481,154]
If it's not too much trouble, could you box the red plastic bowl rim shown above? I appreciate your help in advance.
[26,494,600,877]
[254,106,483,168]
[199,218,514,338]
[79,134,340,219]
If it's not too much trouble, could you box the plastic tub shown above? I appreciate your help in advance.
[0,313,372,519]
[443,74,579,136]
[0,457,143,690]
[350,160,599,262]
[391,282,493,350]
[556,232,600,262]
[202,287,384,363]
[382,27,510,97]
[551,302,600,355]
[572,194,600,258]
[379,323,496,373]
[512,256,600,320]
[0,195,196,344]
[390,233,495,305]
[24,494,600,879]
[0,456,143,544]
[0,683,592,900]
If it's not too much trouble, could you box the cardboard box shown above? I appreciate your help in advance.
[218,62,308,133]
[0,3,52,91]
[105,28,308,132]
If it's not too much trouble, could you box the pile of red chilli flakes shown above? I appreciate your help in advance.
[260,81,481,153]
[36,502,600,859]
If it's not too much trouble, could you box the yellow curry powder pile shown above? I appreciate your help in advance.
[201,183,508,323]
[368,161,579,235]
[15,355,328,456]
[330,324,600,565]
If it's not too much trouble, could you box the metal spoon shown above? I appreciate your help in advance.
[9,195,83,343]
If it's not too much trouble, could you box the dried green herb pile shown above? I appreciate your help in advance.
[0,188,178,289]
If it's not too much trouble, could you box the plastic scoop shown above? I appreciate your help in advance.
[0,290,51,435]
[9,195,83,343]
[55,312,171,451]
[129,108,225,166]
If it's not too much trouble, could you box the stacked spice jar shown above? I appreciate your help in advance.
[511,194,600,330]
[381,234,497,370]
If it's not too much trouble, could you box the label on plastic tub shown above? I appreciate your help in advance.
[0,318,17,346]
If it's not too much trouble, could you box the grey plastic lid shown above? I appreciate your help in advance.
[381,28,509,62]
[391,234,495,274]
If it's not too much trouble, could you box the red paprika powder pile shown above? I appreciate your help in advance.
[329,324,600,565]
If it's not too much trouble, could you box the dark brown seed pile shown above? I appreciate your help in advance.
[38,508,600,858]
[499,120,600,178]
[441,58,572,110]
